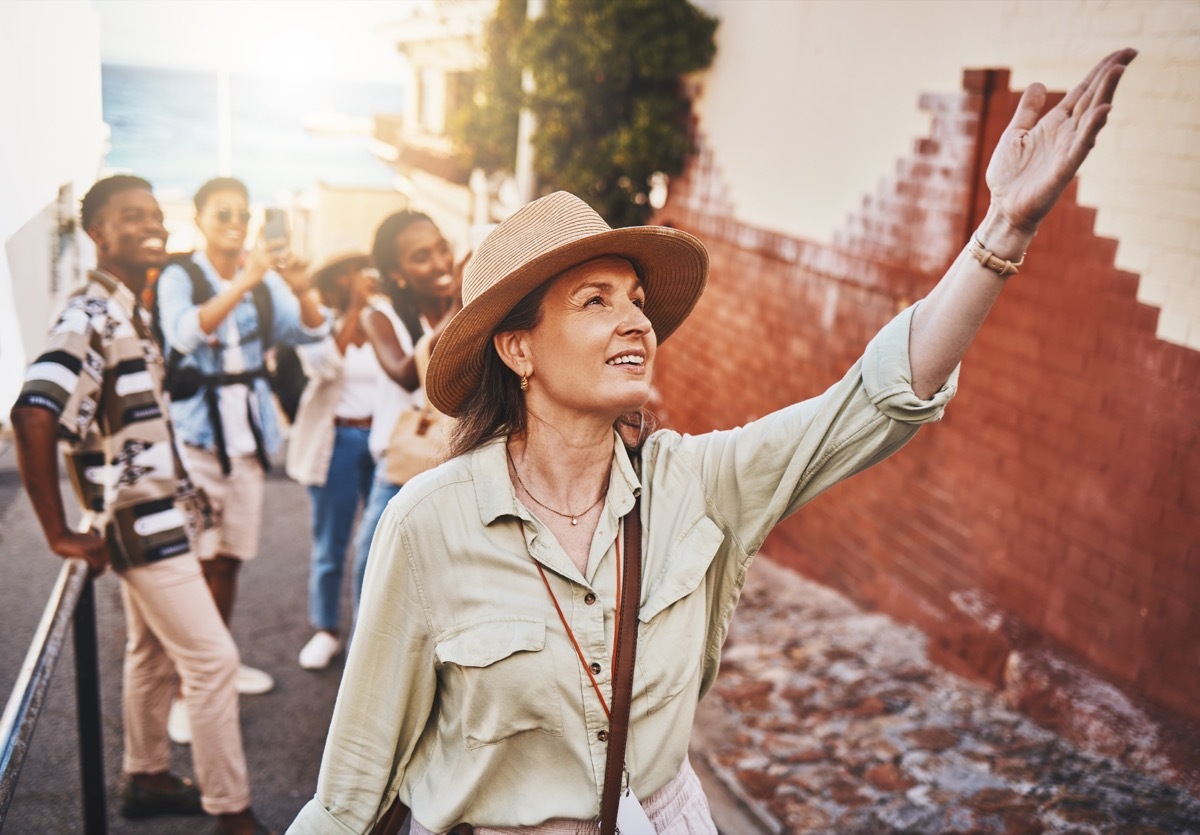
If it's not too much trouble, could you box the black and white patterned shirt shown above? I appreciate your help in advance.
[17,270,206,571]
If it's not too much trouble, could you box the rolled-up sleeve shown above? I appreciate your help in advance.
[288,501,437,834]
[157,263,207,355]
[674,302,957,556]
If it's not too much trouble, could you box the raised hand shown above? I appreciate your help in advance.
[275,252,312,295]
[986,48,1136,238]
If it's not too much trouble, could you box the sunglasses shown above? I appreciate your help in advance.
[215,208,252,224]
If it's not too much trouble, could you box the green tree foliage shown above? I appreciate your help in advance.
[453,0,718,227]
[451,0,527,173]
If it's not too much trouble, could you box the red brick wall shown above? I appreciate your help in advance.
[651,70,1200,723]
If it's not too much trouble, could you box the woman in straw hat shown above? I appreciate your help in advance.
[290,49,1135,834]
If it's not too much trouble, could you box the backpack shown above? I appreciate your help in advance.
[148,253,308,423]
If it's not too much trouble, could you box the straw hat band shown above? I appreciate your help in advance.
[461,199,613,306]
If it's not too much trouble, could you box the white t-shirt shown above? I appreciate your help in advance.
[336,340,382,420]
[215,276,260,457]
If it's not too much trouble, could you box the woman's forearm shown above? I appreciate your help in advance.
[361,308,420,391]
[334,307,364,355]
[908,206,1036,400]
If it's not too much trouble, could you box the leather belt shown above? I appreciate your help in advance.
[334,416,373,430]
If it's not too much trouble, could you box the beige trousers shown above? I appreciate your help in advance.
[119,554,251,815]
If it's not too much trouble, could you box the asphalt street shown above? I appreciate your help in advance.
[1,439,342,834]
[6,435,1197,834]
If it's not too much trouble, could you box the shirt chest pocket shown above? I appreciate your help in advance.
[636,515,725,713]
[435,617,564,749]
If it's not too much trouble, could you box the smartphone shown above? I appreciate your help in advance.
[262,208,289,255]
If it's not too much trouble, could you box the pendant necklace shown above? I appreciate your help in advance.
[507,446,607,526]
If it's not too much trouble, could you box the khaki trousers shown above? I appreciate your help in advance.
[119,554,251,815]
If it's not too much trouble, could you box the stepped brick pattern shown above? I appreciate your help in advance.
[651,70,1200,728]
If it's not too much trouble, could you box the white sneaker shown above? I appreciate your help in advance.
[298,632,342,670]
[167,698,191,745]
[235,664,275,695]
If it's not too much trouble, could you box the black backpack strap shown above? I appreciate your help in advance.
[249,281,274,350]
[163,253,213,378]
[163,254,275,475]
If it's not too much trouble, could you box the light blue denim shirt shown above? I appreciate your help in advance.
[157,250,330,454]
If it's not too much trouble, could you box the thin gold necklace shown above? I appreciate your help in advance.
[506,446,607,526]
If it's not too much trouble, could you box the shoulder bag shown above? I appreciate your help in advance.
[384,333,453,485]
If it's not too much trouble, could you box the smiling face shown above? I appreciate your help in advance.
[196,188,251,256]
[86,187,168,283]
[505,256,656,424]
[391,219,455,302]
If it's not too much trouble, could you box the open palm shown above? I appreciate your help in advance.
[986,48,1136,236]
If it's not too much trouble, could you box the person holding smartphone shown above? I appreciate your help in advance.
[156,177,329,740]
[11,175,272,835]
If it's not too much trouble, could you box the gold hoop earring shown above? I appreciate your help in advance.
[519,373,529,392]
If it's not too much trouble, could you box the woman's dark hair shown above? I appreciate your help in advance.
[372,209,434,344]
[193,177,249,212]
[81,174,153,231]
[447,258,656,459]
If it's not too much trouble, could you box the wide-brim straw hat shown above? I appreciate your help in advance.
[426,191,709,417]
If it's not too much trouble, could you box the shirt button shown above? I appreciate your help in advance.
[590,662,601,674]
[584,592,597,605]
[597,730,608,742]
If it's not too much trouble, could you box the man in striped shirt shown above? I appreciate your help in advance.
[10,175,270,835]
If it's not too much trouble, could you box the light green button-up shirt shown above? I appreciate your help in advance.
[290,304,957,834]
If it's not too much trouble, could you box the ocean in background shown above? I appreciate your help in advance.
[102,64,404,204]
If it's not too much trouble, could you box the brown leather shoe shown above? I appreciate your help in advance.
[119,774,203,819]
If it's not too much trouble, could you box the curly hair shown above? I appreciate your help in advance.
[80,175,153,231]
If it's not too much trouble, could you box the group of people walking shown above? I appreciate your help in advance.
[11,48,1133,835]
[11,172,461,835]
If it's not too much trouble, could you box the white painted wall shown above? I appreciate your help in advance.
[692,0,1200,349]
[0,1,106,418]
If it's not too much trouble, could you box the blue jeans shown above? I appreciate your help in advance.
[306,426,375,632]
[351,459,402,619]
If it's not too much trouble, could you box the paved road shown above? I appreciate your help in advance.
[1,439,342,834]
[0,436,758,835]
[6,435,1197,834]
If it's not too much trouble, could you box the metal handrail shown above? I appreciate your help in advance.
[0,558,107,833]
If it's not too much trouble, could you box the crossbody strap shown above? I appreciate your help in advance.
[600,497,642,834]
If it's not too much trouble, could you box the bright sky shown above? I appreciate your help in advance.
[93,0,422,82]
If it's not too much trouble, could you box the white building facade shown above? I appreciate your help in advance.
[0,1,107,419]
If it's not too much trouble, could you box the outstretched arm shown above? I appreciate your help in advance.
[909,48,1136,399]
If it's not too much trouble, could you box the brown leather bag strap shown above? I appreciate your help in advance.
[600,498,642,835]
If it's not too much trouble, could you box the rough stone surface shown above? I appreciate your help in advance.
[694,558,1200,834]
